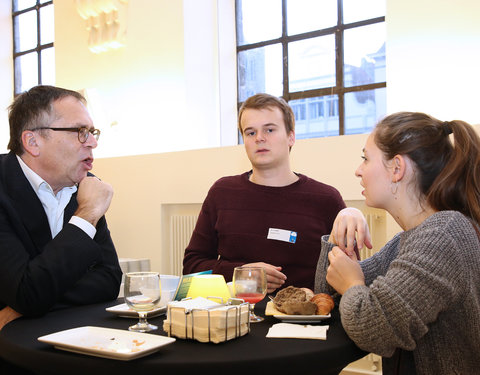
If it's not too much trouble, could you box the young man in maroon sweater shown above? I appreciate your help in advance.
[183,93,366,293]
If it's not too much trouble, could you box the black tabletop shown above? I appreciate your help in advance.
[0,299,366,375]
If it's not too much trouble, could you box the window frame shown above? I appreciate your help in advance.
[12,0,54,96]
[235,0,386,138]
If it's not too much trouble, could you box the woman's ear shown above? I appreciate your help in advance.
[392,154,407,182]
[21,130,41,157]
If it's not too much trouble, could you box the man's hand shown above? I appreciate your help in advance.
[242,262,286,293]
[0,306,22,331]
[329,207,372,258]
[74,176,113,227]
[326,246,365,295]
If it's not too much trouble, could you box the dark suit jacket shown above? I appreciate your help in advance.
[0,152,122,316]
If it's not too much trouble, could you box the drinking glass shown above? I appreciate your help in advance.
[233,267,267,323]
[124,272,161,332]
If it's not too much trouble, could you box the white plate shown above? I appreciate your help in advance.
[272,314,331,324]
[265,301,331,323]
[38,326,175,361]
[106,303,166,318]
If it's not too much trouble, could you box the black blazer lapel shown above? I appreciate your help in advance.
[1,153,52,254]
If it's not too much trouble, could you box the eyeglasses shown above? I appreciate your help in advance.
[33,127,101,143]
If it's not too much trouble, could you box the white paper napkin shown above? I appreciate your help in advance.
[266,323,329,340]
[168,296,220,310]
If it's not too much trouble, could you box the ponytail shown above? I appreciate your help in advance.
[374,112,480,223]
[427,120,480,223]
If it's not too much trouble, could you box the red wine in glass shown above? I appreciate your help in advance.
[236,292,265,304]
[233,267,267,322]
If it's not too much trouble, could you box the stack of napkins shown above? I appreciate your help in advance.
[163,297,250,343]
[266,323,329,340]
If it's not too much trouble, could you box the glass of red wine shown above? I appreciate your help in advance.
[233,266,267,322]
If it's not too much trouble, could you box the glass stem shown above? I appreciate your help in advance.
[138,312,147,325]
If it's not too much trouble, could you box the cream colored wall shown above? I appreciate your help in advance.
[54,0,190,158]
[53,0,238,158]
[93,143,250,273]
[386,0,480,123]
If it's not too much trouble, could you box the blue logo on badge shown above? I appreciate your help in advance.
[289,231,297,243]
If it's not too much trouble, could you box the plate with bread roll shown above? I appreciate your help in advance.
[265,286,334,323]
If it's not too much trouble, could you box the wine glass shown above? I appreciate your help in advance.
[124,272,161,332]
[233,267,267,323]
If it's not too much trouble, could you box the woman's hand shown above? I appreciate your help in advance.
[329,207,372,258]
[242,262,286,293]
[326,247,365,295]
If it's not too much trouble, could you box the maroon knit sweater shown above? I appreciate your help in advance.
[182,172,345,291]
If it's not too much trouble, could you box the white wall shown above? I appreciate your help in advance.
[183,0,238,148]
[386,0,480,124]
[54,1,188,158]
[52,0,238,159]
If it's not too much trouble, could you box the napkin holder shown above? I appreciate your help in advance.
[163,297,250,344]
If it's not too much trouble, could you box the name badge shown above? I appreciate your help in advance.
[267,228,297,244]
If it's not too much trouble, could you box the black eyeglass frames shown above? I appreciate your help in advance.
[32,127,101,143]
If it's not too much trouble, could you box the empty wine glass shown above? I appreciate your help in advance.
[233,267,267,323]
[124,272,161,332]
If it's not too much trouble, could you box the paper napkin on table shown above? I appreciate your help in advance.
[266,323,329,340]
[167,296,220,310]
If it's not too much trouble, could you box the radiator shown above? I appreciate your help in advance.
[170,214,198,275]
[359,212,382,260]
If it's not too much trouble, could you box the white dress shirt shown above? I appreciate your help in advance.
[16,155,96,239]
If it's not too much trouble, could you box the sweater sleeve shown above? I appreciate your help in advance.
[183,194,218,274]
[339,226,465,357]
[314,235,337,294]
[359,233,401,286]
[313,232,400,295]
[182,188,244,278]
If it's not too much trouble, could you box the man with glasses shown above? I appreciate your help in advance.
[0,85,122,332]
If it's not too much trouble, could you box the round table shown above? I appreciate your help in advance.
[0,299,366,375]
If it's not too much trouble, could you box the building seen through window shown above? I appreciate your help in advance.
[236,0,386,140]
[12,0,55,96]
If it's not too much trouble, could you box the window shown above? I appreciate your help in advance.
[12,0,55,96]
[236,0,386,140]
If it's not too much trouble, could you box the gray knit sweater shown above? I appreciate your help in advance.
[314,210,480,375]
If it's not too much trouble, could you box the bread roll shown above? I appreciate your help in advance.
[310,293,334,315]
[301,288,314,301]
[280,300,317,315]
[273,287,333,315]
[273,286,307,313]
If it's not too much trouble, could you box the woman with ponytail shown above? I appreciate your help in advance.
[315,112,480,374]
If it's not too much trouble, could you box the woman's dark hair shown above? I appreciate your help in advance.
[374,111,480,223]
[8,85,86,155]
